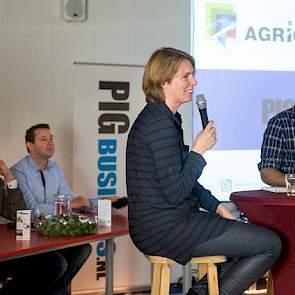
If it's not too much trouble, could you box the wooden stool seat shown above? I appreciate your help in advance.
[145,255,227,295]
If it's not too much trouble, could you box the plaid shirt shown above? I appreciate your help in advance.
[258,106,295,174]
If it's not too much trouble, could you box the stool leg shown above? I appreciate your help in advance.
[183,263,192,294]
[266,271,274,295]
[197,263,208,280]
[248,282,257,290]
[160,263,171,295]
[151,263,162,295]
[207,263,219,295]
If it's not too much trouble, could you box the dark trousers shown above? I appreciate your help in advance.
[52,244,92,295]
[0,244,92,295]
[191,221,282,295]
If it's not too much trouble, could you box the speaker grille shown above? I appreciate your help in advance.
[62,0,87,22]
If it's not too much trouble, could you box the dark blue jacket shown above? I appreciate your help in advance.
[126,102,233,264]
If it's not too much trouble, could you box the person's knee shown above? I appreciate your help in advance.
[81,244,92,261]
[37,251,68,279]
[248,224,281,255]
[54,252,68,277]
[75,244,92,266]
[257,227,282,262]
[269,231,282,258]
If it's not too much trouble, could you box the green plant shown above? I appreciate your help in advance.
[37,213,97,236]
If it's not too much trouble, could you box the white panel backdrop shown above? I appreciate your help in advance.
[72,63,151,293]
[0,1,192,292]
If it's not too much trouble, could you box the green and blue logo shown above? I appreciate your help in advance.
[205,3,236,47]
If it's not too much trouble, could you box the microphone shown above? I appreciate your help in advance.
[196,94,209,129]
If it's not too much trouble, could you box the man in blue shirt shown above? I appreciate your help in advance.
[11,123,90,215]
[10,123,92,295]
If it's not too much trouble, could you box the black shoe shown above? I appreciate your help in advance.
[192,277,208,294]
[186,288,200,295]
[193,275,208,287]
[187,282,208,295]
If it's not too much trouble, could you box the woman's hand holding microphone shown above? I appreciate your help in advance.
[191,121,217,155]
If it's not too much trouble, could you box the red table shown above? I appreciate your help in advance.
[230,190,295,295]
[0,208,129,295]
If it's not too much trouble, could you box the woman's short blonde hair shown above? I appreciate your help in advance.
[142,47,195,102]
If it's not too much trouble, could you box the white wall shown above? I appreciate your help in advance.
[0,0,192,185]
[0,0,192,292]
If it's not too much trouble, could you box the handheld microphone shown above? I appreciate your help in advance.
[196,94,209,129]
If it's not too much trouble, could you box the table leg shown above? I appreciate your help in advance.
[182,263,192,294]
[105,238,114,295]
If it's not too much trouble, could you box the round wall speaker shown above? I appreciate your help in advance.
[62,0,87,22]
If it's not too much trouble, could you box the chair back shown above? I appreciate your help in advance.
[0,179,27,222]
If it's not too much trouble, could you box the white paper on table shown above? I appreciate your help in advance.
[97,199,111,226]
[261,186,288,193]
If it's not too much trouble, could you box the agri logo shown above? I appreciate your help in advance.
[205,3,236,47]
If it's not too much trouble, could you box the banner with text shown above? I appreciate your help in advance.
[72,63,151,292]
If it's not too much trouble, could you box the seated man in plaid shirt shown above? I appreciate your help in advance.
[258,105,295,186]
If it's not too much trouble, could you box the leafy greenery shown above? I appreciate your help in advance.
[37,213,97,236]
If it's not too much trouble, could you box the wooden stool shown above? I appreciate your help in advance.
[190,256,227,295]
[145,255,227,295]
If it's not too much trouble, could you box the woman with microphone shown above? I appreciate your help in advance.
[126,47,281,295]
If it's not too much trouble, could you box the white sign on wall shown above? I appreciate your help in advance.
[194,0,295,71]
[72,63,154,293]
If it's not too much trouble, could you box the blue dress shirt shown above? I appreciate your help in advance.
[11,155,73,215]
